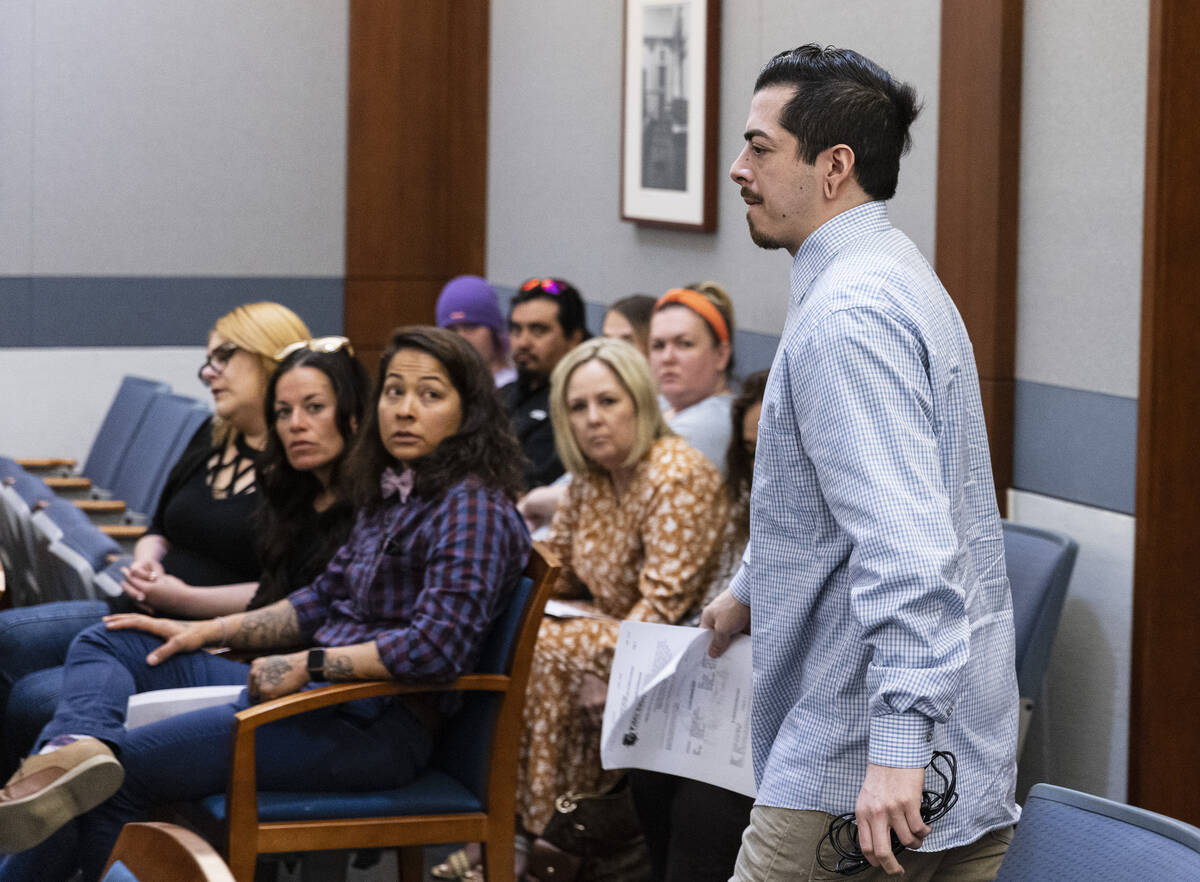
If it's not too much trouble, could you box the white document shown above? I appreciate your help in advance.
[543,599,611,619]
[125,684,246,729]
[601,621,756,798]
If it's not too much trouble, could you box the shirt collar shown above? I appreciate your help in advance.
[789,201,892,306]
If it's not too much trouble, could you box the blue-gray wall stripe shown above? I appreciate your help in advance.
[1012,380,1137,515]
[3,278,1137,515]
[0,276,343,347]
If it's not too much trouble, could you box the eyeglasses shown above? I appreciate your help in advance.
[520,278,565,295]
[275,336,355,361]
[198,343,241,383]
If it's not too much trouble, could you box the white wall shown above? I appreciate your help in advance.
[488,0,940,335]
[1008,489,1134,802]
[1008,0,1148,801]
[0,348,208,465]
[0,0,347,459]
[1,0,347,277]
[1016,1,1147,399]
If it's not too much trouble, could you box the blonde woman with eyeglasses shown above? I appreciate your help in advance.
[0,307,370,779]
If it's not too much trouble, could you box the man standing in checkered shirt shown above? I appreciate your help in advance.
[703,45,1019,880]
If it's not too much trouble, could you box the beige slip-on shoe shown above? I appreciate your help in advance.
[0,738,124,853]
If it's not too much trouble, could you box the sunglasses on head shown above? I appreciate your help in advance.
[275,336,355,362]
[520,278,565,296]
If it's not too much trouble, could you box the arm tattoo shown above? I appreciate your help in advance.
[325,653,355,681]
[258,657,292,688]
[230,601,302,649]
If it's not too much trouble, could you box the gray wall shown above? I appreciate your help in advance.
[0,0,347,462]
[487,0,941,337]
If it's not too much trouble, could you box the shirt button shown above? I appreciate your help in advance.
[926,734,933,743]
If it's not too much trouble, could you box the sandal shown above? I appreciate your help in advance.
[431,848,483,881]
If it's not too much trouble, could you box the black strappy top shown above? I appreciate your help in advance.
[149,419,262,586]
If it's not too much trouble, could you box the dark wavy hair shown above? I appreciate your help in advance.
[726,370,768,546]
[348,326,527,506]
[255,345,370,606]
[754,44,922,201]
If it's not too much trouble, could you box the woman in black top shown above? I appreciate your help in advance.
[118,301,313,615]
[0,310,369,775]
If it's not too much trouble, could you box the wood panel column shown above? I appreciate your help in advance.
[344,0,490,371]
[935,0,1023,513]
[1129,0,1200,824]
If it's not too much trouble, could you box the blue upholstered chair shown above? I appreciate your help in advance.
[0,466,56,606]
[107,392,210,519]
[995,783,1200,880]
[102,822,235,882]
[82,377,174,494]
[1002,520,1078,754]
[16,376,170,493]
[186,544,560,882]
[30,497,121,602]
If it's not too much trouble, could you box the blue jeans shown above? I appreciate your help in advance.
[0,623,434,882]
[0,601,109,776]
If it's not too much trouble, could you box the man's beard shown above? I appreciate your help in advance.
[747,214,787,250]
[516,364,547,387]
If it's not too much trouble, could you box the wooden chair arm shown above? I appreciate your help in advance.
[75,499,126,514]
[101,524,147,540]
[15,458,77,471]
[231,675,509,733]
[45,476,92,491]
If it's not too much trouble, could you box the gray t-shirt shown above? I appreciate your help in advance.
[665,393,732,476]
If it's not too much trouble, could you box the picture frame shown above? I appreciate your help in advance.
[620,0,720,232]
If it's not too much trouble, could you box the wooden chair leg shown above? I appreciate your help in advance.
[397,846,424,882]
[483,835,515,882]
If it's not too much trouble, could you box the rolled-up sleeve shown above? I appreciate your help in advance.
[793,306,969,768]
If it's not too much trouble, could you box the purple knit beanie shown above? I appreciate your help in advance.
[435,275,509,354]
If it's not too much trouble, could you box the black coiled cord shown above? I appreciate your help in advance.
[816,750,959,876]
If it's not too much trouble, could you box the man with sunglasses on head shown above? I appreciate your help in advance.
[503,277,589,490]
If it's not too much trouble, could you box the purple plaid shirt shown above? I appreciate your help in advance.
[288,475,531,683]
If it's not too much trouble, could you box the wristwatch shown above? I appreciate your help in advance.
[307,648,326,682]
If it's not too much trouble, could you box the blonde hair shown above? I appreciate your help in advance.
[549,337,673,477]
[210,302,311,444]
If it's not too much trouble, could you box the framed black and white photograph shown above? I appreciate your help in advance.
[620,0,720,232]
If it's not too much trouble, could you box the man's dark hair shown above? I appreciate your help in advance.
[510,277,590,340]
[754,44,921,200]
[347,326,527,506]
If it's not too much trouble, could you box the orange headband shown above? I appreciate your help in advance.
[655,288,730,344]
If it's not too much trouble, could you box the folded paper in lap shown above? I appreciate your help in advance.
[543,599,612,620]
[125,684,246,729]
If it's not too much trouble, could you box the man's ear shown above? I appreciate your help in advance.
[822,144,857,200]
[569,329,585,346]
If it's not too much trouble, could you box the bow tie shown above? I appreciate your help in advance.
[381,467,414,502]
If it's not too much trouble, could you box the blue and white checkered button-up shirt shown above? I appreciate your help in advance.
[729,201,1020,849]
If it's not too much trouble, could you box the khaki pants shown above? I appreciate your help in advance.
[731,805,1013,882]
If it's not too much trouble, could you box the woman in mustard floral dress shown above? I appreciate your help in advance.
[517,337,727,838]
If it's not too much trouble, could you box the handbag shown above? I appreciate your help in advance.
[527,780,652,882]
